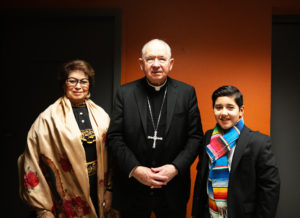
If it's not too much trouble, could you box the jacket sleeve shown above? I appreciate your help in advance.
[171,87,204,176]
[192,130,211,218]
[255,134,280,218]
[106,87,141,176]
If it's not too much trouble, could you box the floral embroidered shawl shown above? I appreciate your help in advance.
[18,96,110,218]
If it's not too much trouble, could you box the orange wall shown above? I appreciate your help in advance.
[3,0,300,217]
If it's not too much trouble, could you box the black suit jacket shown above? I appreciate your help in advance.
[192,126,280,218]
[107,77,203,211]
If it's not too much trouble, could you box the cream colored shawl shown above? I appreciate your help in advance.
[18,96,110,218]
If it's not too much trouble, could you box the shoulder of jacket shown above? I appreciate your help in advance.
[241,126,271,151]
[204,129,214,142]
[243,126,269,139]
[120,78,143,89]
[205,129,214,135]
[169,77,195,90]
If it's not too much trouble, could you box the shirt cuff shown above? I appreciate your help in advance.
[129,166,138,178]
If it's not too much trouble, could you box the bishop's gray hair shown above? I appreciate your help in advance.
[141,39,172,58]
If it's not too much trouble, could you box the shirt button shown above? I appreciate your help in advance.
[81,120,85,123]
[79,112,83,115]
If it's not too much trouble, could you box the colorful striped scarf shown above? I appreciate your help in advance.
[206,118,244,217]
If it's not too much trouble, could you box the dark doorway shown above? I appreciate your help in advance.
[271,15,300,218]
[0,10,121,217]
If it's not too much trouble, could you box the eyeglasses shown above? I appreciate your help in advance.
[66,78,89,87]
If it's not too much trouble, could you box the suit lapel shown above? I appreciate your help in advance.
[134,79,148,137]
[230,126,251,174]
[165,78,178,135]
[200,131,212,178]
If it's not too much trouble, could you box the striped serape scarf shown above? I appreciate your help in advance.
[206,118,244,217]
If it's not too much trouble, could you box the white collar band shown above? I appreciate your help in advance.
[146,79,167,91]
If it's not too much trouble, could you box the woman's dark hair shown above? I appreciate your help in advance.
[58,59,95,91]
[212,85,243,108]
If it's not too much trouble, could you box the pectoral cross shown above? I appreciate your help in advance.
[147,130,163,149]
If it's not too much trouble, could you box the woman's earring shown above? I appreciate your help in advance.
[86,92,91,99]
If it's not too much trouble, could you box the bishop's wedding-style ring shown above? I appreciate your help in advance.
[150,186,154,189]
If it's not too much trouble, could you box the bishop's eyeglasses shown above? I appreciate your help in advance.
[66,78,89,87]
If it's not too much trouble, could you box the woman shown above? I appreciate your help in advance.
[18,60,113,218]
[192,85,280,218]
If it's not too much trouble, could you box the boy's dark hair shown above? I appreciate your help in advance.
[212,85,243,108]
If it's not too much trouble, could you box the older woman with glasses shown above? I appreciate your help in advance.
[18,60,115,218]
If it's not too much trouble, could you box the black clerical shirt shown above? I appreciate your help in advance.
[144,79,168,168]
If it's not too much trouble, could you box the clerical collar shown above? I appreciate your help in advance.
[146,79,167,91]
